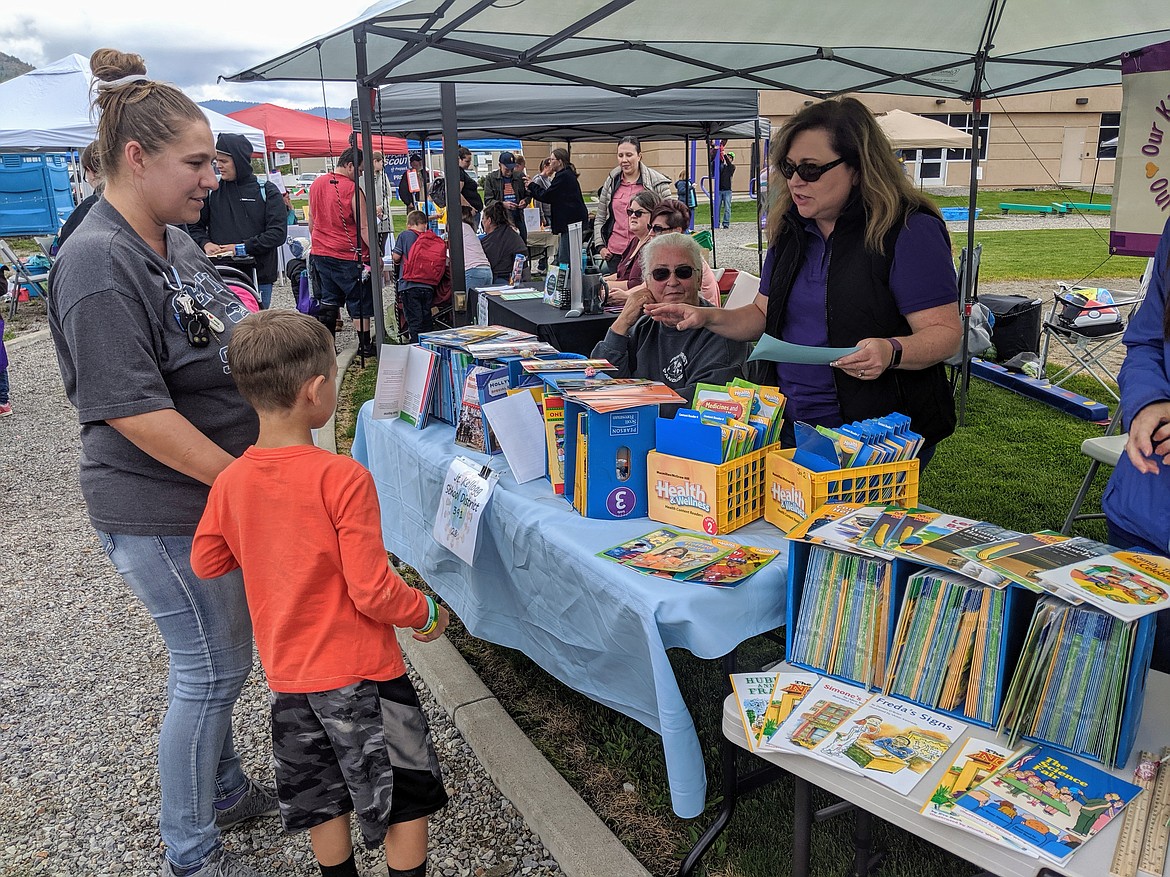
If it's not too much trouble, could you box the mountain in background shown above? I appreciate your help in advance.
[0,51,35,84]
[199,100,351,121]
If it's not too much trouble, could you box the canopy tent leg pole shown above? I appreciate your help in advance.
[354,25,385,347]
[706,135,717,268]
[441,84,466,309]
[687,138,697,232]
[959,102,983,427]
[755,118,764,274]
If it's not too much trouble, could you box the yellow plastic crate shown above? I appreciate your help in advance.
[647,444,778,535]
[764,448,920,533]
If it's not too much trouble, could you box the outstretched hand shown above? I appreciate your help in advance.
[643,301,705,331]
[1125,401,1170,474]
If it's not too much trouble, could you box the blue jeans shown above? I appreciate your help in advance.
[0,367,8,404]
[718,189,733,227]
[97,532,254,871]
[257,282,273,309]
[465,266,493,293]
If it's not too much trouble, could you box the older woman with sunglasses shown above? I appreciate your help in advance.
[646,98,961,462]
[647,199,721,307]
[593,232,749,404]
[605,189,662,304]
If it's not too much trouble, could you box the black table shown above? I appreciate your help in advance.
[470,289,617,355]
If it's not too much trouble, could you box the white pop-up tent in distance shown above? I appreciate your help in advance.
[0,53,266,156]
[226,0,1170,429]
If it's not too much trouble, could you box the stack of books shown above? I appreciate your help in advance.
[598,528,778,588]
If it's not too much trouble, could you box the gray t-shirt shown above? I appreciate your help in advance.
[48,199,259,535]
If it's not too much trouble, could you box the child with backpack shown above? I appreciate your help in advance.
[392,210,446,342]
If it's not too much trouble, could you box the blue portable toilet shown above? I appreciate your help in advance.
[0,153,75,235]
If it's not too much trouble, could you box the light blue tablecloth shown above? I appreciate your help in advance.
[352,401,788,817]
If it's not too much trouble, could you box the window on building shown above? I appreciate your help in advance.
[904,113,990,164]
[1098,112,1120,159]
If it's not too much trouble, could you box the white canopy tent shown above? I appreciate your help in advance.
[0,53,266,156]
[876,109,971,150]
[227,0,1170,431]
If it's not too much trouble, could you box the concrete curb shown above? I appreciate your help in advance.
[396,629,653,877]
[5,328,50,353]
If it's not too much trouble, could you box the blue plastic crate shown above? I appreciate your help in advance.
[940,207,982,222]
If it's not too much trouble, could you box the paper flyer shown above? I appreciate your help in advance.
[748,334,859,364]
[432,456,499,565]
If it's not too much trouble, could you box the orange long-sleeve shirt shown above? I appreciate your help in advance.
[192,445,429,693]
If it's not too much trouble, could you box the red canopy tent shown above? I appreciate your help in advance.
[227,103,407,158]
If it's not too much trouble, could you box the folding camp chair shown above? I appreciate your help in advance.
[0,239,50,319]
[1062,406,1127,535]
[1037,282,1145,402]
[949,243,983,396]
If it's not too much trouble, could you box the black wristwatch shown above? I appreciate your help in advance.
[888,338,903,369]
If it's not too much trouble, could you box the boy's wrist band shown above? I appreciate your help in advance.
[416,595,440,635]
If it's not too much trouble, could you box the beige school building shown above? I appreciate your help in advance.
[521,86,1122,198]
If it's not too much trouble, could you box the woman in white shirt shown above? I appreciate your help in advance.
[459,205,493,291]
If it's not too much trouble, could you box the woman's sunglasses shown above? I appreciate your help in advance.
[648,224,676,234]
[650,265,696,282]
[626,208,649,218]
[778,156,846,182]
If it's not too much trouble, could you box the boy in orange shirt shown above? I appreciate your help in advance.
[192,310,449,877]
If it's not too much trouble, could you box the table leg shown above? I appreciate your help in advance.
[792,776,812,877]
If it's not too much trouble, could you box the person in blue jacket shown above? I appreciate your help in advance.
[1102,214,1170,672]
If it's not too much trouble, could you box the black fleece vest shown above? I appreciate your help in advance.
[765,199,957,447]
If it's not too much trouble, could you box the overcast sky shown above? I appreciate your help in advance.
[0,1,378,108]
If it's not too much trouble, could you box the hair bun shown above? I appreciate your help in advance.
[90,48,147,82]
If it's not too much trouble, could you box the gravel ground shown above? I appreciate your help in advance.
[0,280,563,877]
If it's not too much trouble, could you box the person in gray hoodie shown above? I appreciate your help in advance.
[593,232,748,404]
[188,133,287,308]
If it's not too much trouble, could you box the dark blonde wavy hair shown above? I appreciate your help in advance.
[90,48,207,178]
[766,97,943,254]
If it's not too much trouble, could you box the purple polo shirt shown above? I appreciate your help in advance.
[759,212,958,426]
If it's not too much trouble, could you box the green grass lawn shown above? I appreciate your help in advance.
[337,337,1118,876]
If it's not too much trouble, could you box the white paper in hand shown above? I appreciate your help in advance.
[433,456,499,565]
[482,391,547,483]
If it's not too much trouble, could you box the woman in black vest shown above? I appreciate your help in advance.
[645,98,961,463]
[527,147,589,267]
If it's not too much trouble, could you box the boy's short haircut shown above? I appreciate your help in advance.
[228,310,335,412]
[405,210,428,227]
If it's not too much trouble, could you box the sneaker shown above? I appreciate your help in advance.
[213,778,279,831]
[163,848,261,877]
[0,403,10,417]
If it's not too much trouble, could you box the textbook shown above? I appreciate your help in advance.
[372,343,438,427]
[955,531,1071,592]
[895,521,1021,587]
[681,544,779,587]
[966,535,1114,595]
[803,504,894,558]
[953,745,1141,863]
[624,532,735,574]
[598,528,775,587]
[808,694,966,794]
[1036,550,1170,621]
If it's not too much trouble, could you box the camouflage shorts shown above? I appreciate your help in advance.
[270,676,448,847]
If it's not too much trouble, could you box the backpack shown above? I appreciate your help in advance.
[428,175,447,208]
[401,230,447,286]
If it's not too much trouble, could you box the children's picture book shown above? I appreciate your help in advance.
[729,673,779,749]
[597,528,680,563]
[559,381,686,413]
[453,366,509,454]
[807,694,967,794]
[625,533,735,574]
[896,521,1022,587]
[372,344,438,427]
[519,357,615,373]
[804,504,893,557]
[969,535,1114,595]
[955,531,1070,592]
[1037,550,1170,621]
[543,394,566,494]
[761,677,871,756]
[953,745,1141,863]
[887,514,978,556]
[921,738,1036,855]
[786,502,865,542]
[753,672,818,751]
[681,544,779,587]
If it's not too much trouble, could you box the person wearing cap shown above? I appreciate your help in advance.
[483,151,529,244]
[397,151,429,212]
[187,133,287,308]
[717,149,736,229]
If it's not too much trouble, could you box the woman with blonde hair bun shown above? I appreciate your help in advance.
[48,48,275,877]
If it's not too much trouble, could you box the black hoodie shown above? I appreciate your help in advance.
[188,133,287,284]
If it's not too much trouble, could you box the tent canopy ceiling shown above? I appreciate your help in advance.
[0,53,266,154]
[353,82,767,142]
[227,0,1170,100]
[875,109,971,150]
[227,102,407,158]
